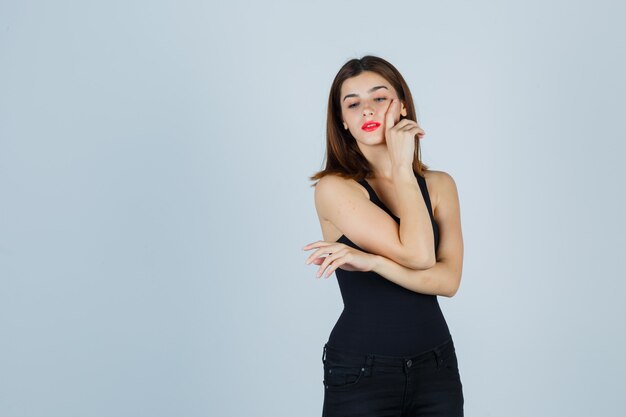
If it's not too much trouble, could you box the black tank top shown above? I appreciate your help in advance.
[326,171,451,356]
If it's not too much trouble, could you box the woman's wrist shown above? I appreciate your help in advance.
[391,164,414,177]
[369,254,385,273]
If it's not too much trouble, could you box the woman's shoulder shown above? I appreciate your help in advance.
[313,174,371,226]
[423,169,457,187]
[422,169,458,212]
[422,168,454,180]
[315,173,369,199]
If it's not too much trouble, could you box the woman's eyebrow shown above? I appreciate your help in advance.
[342,85,388,102]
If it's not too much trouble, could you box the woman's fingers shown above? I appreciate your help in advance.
[304,241,347,275]
[396,123,425,140]
[406,126,424,136]
[302,240,324,250]
[396,120,423,131]
[303,240,335,251]
[391,119,425,136]
[303,241,364,278]
[316,249,341,277]
[322,256,347,278]
[384,98,400,131]
[390,118,414,130]
[317,250,346,278]
[306,249,330,265]
[303,241,335,264]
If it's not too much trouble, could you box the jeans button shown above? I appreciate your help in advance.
[406,359,412,367]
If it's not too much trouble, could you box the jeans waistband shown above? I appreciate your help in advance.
[322,336,455,368]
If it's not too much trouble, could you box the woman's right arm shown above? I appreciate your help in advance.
[315,172,435,270]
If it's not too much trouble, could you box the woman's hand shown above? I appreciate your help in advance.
[302,241,379,278]
[384,98,425,168]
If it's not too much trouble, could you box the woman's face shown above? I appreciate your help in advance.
[339,71,407,145]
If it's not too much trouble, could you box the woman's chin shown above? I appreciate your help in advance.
[358,133,385,144]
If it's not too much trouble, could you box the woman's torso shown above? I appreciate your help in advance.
[321,170,451,356]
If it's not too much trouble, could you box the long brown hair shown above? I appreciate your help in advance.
[308,55,429,187]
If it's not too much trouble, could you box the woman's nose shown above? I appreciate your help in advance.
[362,107,374,116]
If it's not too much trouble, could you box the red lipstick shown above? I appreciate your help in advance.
[361,121,381,131]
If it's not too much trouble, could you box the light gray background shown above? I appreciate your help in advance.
[1,1,625,416]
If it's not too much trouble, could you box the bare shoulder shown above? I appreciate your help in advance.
[314,174,369,221]
[423,169,457,187]
[422,170,459,215]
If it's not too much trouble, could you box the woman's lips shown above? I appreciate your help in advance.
[361,122,381,132]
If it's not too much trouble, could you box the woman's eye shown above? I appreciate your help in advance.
[347,98,386,109]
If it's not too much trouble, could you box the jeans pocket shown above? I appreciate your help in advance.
[441,348,460,372]
[323,362,365,390]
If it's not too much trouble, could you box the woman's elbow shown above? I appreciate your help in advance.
[421,250,437,269]
[445,274,462,298]
[444,285,458,298]
[406,253,436,270]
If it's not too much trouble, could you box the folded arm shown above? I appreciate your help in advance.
[370,171,464,297]
[371,256,461,297]
[315,166,436,270]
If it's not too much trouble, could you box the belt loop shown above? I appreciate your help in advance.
[322,344,327,364]
[364,354,373,376]
[433,349,441,369]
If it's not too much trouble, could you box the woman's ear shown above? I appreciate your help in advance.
[400,102,408,117]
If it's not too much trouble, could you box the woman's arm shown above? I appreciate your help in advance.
[370,171,464,297]
[392,165,436,268]
[315,169,435,271]
[313,102,433,270]
[370,255,460,297]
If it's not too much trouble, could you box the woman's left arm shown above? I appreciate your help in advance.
[371,171,464,297]
[371,256,461,297]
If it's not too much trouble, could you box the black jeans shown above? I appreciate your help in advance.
[321,336,464,417]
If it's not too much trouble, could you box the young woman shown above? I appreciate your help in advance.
[303,55,465,416]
